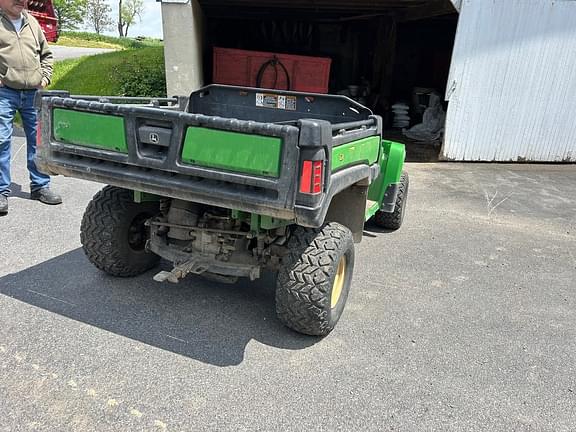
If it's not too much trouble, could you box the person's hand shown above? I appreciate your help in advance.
[39,77,49,89]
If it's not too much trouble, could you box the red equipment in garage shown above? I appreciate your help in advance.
[27,0,59,42]
[213,47,332,94]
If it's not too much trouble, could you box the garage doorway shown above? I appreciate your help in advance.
[199,1,458,161]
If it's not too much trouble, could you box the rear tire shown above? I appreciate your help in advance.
[80,186,160,277]
[276,222,354,336]
[374,171,409,230]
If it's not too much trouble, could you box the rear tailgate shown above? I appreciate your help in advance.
[37,97,300,219]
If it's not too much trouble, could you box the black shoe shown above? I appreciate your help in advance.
[0,195,7,214]
[30,188,62,205]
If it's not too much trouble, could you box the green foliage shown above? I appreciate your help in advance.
[50,47,166,98]
[53,0,87,30]
[85,0,113,34]
[50,54,123,95]
[114,48,167,97]
[58,31,162,49]
[120,0,145,37]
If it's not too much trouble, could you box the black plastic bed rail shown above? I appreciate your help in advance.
[36,86,383,227]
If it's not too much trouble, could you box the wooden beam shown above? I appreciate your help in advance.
[396,0,457,21]
[198,0,431,12]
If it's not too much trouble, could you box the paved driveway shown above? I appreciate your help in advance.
[50,45,116,61]
[1,137,575,431]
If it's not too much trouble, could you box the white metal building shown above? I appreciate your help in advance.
[444,0,576,162]
[159,0,576,162]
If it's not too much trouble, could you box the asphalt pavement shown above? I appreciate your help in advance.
[50,45,116,61]
[1,136,575,431]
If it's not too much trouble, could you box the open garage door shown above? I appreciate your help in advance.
[161,0,458,160]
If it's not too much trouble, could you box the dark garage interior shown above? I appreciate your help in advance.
[198,0,458,161]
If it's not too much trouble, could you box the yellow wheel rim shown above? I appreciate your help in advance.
[330,256,347,309]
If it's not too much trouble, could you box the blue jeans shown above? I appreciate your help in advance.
[0,86,50,196]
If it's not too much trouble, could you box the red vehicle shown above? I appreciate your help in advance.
[27,0,58,42]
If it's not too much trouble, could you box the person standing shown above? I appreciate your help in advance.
[0,0,61,215]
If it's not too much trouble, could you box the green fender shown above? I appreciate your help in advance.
[367,140,406,210]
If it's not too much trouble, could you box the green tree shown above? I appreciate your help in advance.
[53,0,87,30]
[118,0,144,37]
[85,0,113,34]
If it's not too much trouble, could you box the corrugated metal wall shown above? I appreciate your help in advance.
[442,0,576,162]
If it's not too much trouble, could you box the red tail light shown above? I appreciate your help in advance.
[299,160,323,194]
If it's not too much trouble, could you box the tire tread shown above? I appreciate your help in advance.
[374,171,409,230]
[80,186,159,277]
[276,222,353,336]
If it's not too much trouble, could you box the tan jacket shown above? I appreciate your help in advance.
[0,10,53,90]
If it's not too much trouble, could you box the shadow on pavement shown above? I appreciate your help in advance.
[363,219,397,235]
[8,183,28,199]
[0,249,317,366]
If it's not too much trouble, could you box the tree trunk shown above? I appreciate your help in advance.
[118,0,124,37]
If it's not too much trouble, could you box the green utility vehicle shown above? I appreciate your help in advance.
[36,85,408,336]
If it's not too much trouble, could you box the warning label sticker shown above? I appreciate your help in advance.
[256,93,296,111]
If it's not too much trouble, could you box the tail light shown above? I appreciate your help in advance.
[299,160,323,195]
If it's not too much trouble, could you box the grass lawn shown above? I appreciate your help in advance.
[53,31,163,50]
[49,46,166,97]
[53,35,123,50]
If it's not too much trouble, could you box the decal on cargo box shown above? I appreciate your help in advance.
[256,93,296,111]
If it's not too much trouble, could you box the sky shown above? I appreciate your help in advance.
[97,0,164,39]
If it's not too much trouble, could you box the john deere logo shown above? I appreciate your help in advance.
[338,153,345,162]
[149,132,159,144]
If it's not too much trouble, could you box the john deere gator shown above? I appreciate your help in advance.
[36,85,408,336]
